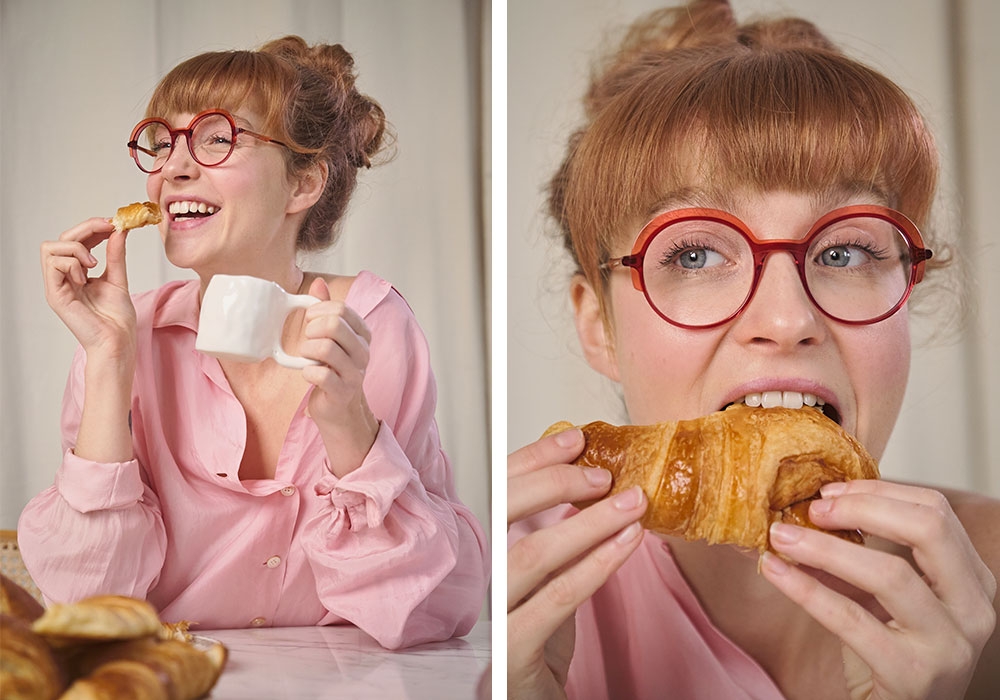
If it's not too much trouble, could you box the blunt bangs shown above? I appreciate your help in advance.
[145,51,294,140]
[565,47,938,287]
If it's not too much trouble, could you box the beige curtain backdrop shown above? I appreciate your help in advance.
[0,0,492,548]
[508,0,1000,496]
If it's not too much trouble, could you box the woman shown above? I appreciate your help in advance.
[20,36,488,650]
[508,1,999,697]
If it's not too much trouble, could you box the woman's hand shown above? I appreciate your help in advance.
[508,428,648,699]
[40,218,139,462]
[40,218,137,360]
[300,277,378,477]
[761,480,997,699]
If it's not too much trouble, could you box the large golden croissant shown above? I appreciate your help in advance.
[543,404,879,552]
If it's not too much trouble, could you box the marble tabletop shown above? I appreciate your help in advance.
[199,621,490,699]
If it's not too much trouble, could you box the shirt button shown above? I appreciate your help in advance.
[265,556,281,568]
[250,617,266,627]
[280,486,295,496]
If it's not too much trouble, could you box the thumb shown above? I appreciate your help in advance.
[104,229,130,289]
[308,276,331,301]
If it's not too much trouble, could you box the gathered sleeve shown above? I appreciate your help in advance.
[17,346,168,604]
[300,287,490,649]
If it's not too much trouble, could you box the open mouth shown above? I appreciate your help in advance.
[168,200,218,221]
[722,391,842,425]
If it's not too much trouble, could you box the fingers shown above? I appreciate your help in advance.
[40,219,118,300]
[764,524,947,636]
[508,427,584,478]
[300,301,371,377]
[762,481,997,693]
[508,523,644,645]
[810,481,997,616]
[103,229,130,288]
[507,486,646,610]
[507,430,611,524]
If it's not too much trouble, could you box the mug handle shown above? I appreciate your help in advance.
[273,293,322,369]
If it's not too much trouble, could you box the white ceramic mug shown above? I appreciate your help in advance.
[195,274,321,369]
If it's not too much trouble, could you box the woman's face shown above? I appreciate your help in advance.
[573,189,911,460]
[144,109,309,279]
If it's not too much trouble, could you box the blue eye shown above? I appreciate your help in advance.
[817,241,887,268]
[659,242,727,270]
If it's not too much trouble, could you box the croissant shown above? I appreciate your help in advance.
[66,637,227,700]
[544,404,879,552]
[59,660,167,700]
[32,595,161,646]
[0,614,66,700]
[111,201,162,232]
[1,573,44,623]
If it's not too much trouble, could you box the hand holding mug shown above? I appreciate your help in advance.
[299,277,379,476]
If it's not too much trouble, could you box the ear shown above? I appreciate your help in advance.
[286,160,329,215]
[570,274,620,382]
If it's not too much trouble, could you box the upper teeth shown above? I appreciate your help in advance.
[168,201,217,215]
[739,391,825,410]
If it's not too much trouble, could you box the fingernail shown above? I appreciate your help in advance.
[809,498,833,516]
[820,481,847,497]
[614,521,643,545]
[584,467,612,488]
[760,551,790,576]
[87,254,99,265]
[554,428,582,448]
[769,522,802,546]
[613,486,644,510]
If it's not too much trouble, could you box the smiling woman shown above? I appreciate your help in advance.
[17,31,489,653]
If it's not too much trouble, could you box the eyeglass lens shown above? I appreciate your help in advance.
[639,215,913,326]
[133,113,236,172]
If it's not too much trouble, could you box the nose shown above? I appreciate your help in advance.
[731,252,827,348]
[158,133,199,179]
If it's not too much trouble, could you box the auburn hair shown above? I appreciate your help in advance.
[547,0,947,319]
[146,36,390,251]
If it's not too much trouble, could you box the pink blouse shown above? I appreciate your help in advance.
[511,506,785,699]
[19,271,489,649]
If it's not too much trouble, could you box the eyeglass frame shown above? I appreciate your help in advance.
[127,109,293,174]
[601,204,934,330]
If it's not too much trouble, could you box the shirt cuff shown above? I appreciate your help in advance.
[55,449,145,513]
[313,422,414,530]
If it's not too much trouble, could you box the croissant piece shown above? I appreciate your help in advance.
[0,614,67,700]
[67,637,225,700]
[1,573,44,623]
[32,595,161,645]
[59,659,168,700]
[543,404,879,552]
[158,620,195,643]
[111,201,162,232]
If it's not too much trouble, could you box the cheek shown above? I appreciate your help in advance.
[848,313,911,457]
[145,175,162,202]
[609,295,716,424]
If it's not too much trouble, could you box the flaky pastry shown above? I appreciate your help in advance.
[32,595,161,644]
[543,404,879,552]
[111,201,162,232]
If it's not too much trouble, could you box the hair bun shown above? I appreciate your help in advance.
[260,36,387,169]
[586,0,837,117]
